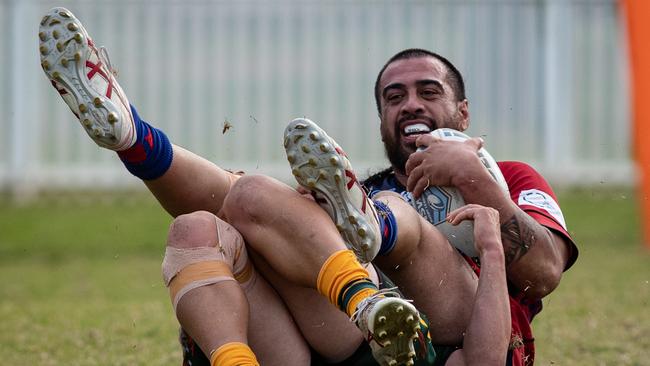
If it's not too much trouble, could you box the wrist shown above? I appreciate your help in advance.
[478,244,505,262]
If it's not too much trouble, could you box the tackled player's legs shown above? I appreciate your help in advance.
[40,8,416,365]
[39,8,380,364]
[163,210,310,365]
[223,175,423,366]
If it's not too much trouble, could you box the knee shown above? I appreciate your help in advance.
[373,192,423,259]
[162,212,254,310]
[222,174,279,225]
[374,192,420,227]
[167,210,218,249]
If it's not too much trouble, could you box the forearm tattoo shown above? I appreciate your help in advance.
[500,215,535,265]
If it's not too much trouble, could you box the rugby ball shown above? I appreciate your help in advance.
[408,128,509,257]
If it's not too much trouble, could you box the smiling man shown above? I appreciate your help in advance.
[377,54,469,176]
[361,49,579,365]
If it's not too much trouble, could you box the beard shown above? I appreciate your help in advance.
[381,122,413,175]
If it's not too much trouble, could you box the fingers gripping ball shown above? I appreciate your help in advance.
[409,128,509,257]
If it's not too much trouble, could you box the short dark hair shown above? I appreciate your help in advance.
[374,48,466,114]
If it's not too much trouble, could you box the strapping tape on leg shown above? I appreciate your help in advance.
[164,252,236,311]
[162,246,229,285]
[162,218,257,311]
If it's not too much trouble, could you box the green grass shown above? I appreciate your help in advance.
[0,192,178,365]
[534,188,649,365]
[0,188,648,365]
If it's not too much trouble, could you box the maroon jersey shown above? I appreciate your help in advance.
[497,161,578,269]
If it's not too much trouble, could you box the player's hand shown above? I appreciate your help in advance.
[447,204,502,256]
[405,134,483,198]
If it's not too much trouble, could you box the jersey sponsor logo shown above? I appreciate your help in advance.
[518,189,567,229]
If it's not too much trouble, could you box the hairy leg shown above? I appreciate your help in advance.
[164,210,310,365]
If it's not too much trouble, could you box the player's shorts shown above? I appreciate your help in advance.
[179,327,209,366]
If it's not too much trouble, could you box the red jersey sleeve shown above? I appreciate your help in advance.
[497,161,578,270]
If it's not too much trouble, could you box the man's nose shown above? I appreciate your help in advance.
[400,92,424,115]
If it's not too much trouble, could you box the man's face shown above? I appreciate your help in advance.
[377,56,469,174]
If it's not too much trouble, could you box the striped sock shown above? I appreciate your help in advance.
[317,249,379,317]
[210,342,259,366]
[116,105,173,180]
[339,279,378,316]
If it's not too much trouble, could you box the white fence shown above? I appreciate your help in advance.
[0,0,632,193]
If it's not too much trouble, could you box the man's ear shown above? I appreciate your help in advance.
[457,99,469,131]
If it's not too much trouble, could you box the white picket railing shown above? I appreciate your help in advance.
[0,0,632,194]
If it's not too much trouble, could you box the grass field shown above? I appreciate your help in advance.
[0,188,648,365]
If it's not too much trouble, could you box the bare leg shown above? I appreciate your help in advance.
[223,174,423,366]
[164,211,310,365]
[372,192,478,345]
[251,252,368,363]
[144,145,239,218]
[223,175,344,286]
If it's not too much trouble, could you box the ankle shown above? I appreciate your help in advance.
[117,105,173,180]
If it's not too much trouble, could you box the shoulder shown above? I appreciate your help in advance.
[497,161,551,192]
[497,161,541,177]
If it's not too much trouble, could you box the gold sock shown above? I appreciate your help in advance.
[210,342,259,366]
[317,249,378,317]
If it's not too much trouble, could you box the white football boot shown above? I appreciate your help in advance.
[39,7,136,151]
[284,118,381,263]
[352,289,421,366]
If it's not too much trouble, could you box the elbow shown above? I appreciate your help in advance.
[519,230,567,300]
[521,261,563,300]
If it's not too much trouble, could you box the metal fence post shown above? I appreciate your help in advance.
[543,0,574,174]
[8,0,35,201]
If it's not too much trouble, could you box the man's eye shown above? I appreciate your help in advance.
[387,94,403,102]
[421,89,438,98]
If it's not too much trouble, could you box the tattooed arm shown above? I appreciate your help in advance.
[451,160,570,300]
[498,210,569,299]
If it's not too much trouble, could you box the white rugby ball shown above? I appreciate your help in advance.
[409,128,509,257]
